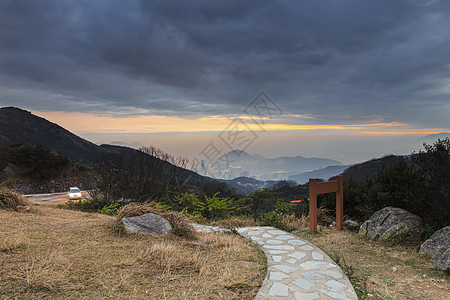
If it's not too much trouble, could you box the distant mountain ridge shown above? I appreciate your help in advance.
[287,154,415,184]
[288,165,350,184]
[199,149,342,180]
[421,132,450,144]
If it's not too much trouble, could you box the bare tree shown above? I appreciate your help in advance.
[95,146,199,203]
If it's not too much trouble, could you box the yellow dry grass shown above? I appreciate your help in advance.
[0,187,31,211]
[0,205,266,299]
[208,216,260,229]
[209,214,309,232]
[116,201,162,220]
[296,228,450,300]
[281,213,309,231]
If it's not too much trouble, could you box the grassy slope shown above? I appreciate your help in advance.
[296,228,449,300]
[0,205,266,299]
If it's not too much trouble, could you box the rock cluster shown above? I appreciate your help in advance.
[343,220,360,231]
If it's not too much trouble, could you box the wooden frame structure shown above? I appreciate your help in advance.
[309,175,343,232]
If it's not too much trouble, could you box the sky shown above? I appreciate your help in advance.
[0,0,449,164]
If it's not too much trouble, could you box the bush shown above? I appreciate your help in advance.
[195,192,235,220]
[98,203,120,215]
[60,198,111,213]
[249,189,277,221]
[324,139,450,239]
[60,188,123,213]
[412,138,450,236]
[261,210,285,229]
[326,161,428,222]
[261,210,309,231]
[174,192,238,221]
[173,192,200,214]
[0,187,30,210]
[9,145,70,180]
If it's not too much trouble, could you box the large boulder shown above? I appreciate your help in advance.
[122,213,172,234]
[358,207,421,241]
[419,226,450,271]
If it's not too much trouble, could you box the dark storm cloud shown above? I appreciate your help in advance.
[0,0,449,127]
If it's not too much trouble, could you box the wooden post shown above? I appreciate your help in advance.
[308,175,344,232]
[309,178,317,233]
[336,175,343,231]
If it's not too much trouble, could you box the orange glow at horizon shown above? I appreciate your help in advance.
[32,110,449,136]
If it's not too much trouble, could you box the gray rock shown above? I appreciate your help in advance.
[122,213,172,234]
[358,207,421,241]
[419,226,450,271]
[344,220,360,231]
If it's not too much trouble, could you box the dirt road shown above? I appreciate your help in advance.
[24,191,91,205]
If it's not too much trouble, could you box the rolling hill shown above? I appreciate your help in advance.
[0,107,104,166]
[340,155,408,180]
[0,107,210,185]
[288,165,350,184]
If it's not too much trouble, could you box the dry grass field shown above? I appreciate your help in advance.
[2,192,449,300]
[0,205,267,299]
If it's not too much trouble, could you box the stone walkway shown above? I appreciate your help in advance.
[193,224,358,300]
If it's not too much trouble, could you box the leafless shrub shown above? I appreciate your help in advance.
[317,206,334,226]
[95,146,198,203]
[282,213,309,231]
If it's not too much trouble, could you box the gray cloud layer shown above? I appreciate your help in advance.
[0,0,449,127]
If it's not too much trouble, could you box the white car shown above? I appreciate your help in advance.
[68,187,82,200]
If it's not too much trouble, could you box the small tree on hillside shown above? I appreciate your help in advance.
[250,189,275,221]
[270,180,297,191]
[412,138,450,196]
[412,138,450,231]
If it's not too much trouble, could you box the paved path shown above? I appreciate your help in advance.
[25,191,91,205]
[193,224,358,300]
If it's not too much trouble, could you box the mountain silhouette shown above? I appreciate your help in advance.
[288,165,350,184]
[0,107,104,166]
[210,150,342,180]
